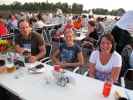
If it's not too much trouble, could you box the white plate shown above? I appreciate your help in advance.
[28,67,45,74]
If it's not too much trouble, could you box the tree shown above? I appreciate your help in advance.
[72,3,83,14]
[92,8,109,15]
[110,8,125,16]
[117,8,125,16]
[0,2,126,16]
[10,1,22,10]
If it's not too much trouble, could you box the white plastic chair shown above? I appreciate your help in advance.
[40,44,52,64]
[73,67,80,73]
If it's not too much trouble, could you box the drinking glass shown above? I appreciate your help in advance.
[102,81,112,97]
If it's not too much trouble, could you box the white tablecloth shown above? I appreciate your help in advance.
[0,63,132,100]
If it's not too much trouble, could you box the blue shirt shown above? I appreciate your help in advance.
[59,43,81,63]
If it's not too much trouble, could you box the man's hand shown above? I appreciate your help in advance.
[0,67,7,73]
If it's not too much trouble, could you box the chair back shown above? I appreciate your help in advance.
[0,33,15,39]
[124,69,133,90]
[0,33,15,45]
[45,44,52,58]
[40,44,52,65]
[42,28,54,44]
[34,28,43,34]
[42,24,62,44]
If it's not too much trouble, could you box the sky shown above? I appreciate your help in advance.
[0,0,132,11]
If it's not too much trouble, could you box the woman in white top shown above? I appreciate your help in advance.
[89,33,122,83]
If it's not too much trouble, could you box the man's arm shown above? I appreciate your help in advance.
[28,45,46,63]
[15,44,25,54]
[52,48,61,65]
[35,45,46,60]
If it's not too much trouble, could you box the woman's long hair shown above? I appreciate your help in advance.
[98,33,116,53]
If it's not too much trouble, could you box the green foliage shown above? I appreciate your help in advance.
[110,8,125,16]
[72,3,83,14]
[92,8,109,15]
[0,2,125,15]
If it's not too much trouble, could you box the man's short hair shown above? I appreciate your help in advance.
[18,19,30,28]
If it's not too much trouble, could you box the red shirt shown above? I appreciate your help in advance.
[0,23,8,36]
[73,20,82,29]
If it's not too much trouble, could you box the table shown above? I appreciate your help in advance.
[0,63,132,100]
[43,23,62,28]
[74,31,87,41]
[74,34,86,41]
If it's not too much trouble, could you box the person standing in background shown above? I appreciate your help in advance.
[7,14,19,34]
[111,10,133,54]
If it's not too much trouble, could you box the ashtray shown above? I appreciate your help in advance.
[28,64,45,74]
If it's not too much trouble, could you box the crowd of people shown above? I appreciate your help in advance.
[0,9,133,99]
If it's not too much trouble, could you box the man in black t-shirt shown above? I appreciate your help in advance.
[15,19,46,63]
